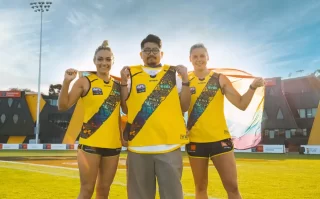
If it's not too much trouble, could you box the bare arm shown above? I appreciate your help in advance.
[120,83,129,114]
[175,65,191,112]
[58,77,86,111]
[179,78,191,112]
[220,74,256,111]
[119,114,128,147]
[120,66,130,114]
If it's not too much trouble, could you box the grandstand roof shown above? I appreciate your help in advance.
[263,74,320,132]
[282,74,320,94]
[263,77,298,129]
[282,74,320,109]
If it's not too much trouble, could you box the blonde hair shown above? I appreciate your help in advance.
[94,40,113,58]
[102,40,109,47]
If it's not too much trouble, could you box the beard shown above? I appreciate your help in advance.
[146,56,160,68]
[147,62,158,67]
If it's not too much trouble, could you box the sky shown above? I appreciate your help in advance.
[0,0,320,94]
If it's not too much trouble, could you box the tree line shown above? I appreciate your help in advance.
[9,84,62,97]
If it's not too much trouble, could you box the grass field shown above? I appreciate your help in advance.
[1,150,320,199]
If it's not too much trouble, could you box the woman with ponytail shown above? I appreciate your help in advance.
[58,40,123,199]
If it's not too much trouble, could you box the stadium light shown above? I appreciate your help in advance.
[29,1,53,144]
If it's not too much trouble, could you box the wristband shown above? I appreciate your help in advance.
[249,84,256,90]
[182,82,190,87]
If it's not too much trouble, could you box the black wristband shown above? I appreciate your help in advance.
[249,84,256,90]
[182,82,190,87]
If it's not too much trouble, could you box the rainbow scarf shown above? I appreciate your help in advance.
[198,68,265,149]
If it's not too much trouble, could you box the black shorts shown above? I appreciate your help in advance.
[186,138,234,158]
[78,144,121,157]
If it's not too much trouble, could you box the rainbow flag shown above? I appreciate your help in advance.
[202,68,265,149]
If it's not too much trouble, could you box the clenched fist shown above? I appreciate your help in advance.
[251,77,265,89]
[64,68,78,83]
[175,65,188,82]
[120,66,130,84]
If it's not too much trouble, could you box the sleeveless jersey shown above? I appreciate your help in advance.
[79,74,121,148]
[124,64,188,147]
[187,71,231,142]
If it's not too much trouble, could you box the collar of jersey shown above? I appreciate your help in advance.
[142,63,162,70]
[93,73,111,84]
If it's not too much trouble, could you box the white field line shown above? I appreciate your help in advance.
[0,160,219,199]
[0,160,221,170]
[0,160,127,170]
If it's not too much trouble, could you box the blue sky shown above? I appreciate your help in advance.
[0,0,319,93]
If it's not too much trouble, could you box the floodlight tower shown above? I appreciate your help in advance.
[29,1,53,144]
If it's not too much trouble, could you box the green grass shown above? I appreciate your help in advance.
[1,151,320,198]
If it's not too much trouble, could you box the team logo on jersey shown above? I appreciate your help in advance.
[190,87,196,94]
[92,87,103,95]
[136,84,146,93]
[207,84,218,91]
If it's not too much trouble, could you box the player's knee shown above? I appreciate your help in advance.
[96,184,111,197]
[195,180,208,193]
[81,183,95,195]
[224,180,239,194]
[80,183,95,198]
